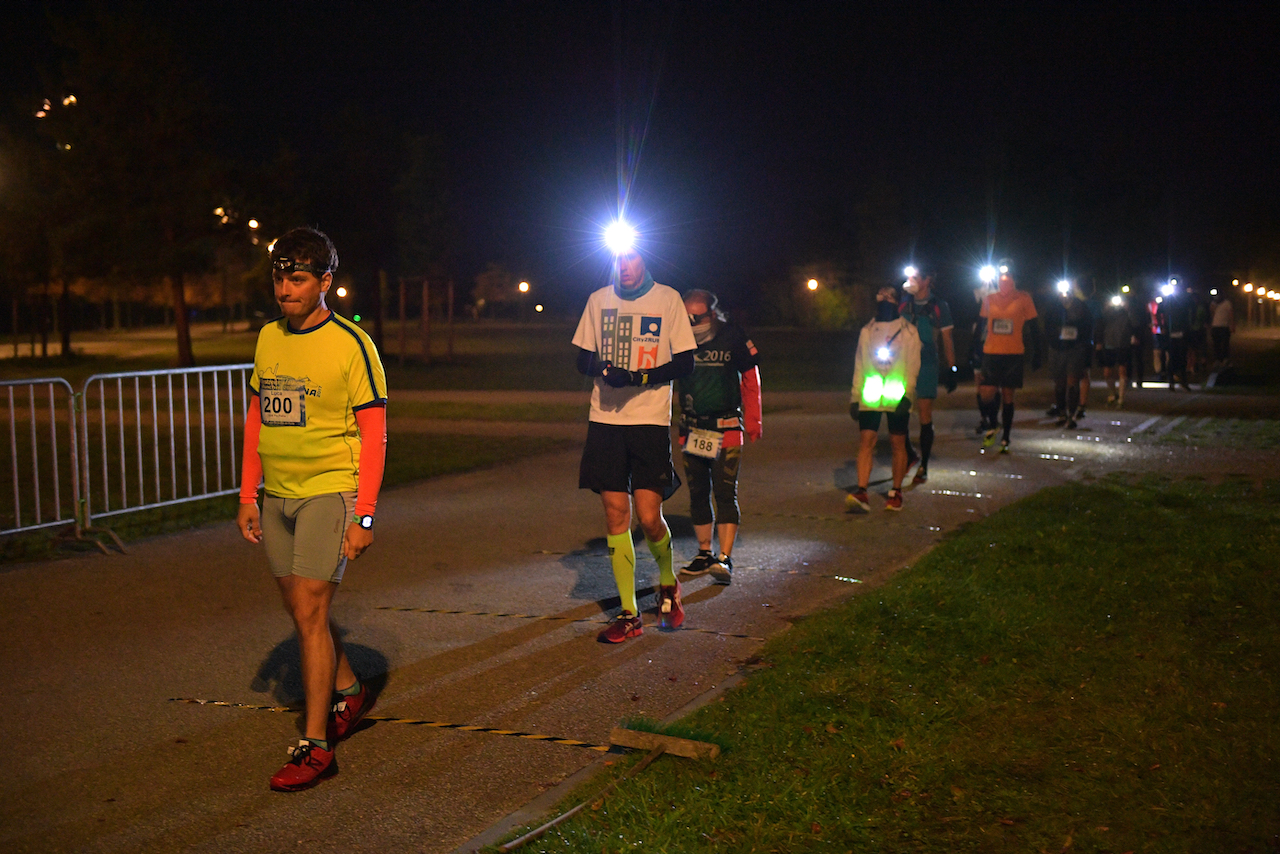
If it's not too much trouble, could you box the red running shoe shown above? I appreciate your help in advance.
[845,490,871,513]
[657,582,684,630]
[269,740,337,792]
[885,489,904,511]
[329,682,375,743]
[598,611,643,643]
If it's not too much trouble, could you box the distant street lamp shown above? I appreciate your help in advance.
[335,286,348,299]
[517,280,532,321]
[212,206,263,330]
[806,279,819,291]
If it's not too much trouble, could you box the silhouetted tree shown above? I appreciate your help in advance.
[44,6,222,366]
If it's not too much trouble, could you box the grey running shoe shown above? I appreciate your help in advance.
[709,554,733,585]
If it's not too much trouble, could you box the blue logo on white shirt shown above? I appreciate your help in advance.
[639,316,662,336]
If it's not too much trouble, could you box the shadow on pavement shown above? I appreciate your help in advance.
[251,630,390,733]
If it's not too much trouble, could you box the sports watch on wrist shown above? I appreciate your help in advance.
[353,514,374,530]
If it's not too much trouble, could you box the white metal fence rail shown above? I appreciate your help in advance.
[79,364,253,528]
[0,378,81,537]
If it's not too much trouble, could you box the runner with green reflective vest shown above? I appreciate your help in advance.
[851,315,922,413]
[847,286,923,513]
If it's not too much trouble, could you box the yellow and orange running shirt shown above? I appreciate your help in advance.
[980,290,1038,355]
[250,313,387,498]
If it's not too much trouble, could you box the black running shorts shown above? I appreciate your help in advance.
[579,422,676,496]
[1048,344,1090,380]
[1098,346,1131,368]
[980,353,1025,389]
[857,398,911,436]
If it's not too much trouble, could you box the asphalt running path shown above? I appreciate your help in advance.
[1,382,1275,853]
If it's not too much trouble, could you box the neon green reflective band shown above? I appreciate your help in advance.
[881,378,906,404]
[861,375,884,407]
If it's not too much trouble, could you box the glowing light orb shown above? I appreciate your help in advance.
[604,221,636,255]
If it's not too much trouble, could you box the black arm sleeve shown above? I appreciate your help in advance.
[576,347,606,377]
[1026,318,1044,365]
[639,350,695,384]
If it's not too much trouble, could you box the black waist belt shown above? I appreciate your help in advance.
[681,412,743,432]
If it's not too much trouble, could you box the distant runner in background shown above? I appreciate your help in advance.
[899,264,956,485]
[977,260,1041,454]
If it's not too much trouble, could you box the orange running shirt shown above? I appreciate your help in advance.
[980,290,1038,355]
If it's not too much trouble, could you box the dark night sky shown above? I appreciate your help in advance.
[4,1,1279,310]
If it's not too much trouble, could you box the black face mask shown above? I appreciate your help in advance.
[875,300,899,322]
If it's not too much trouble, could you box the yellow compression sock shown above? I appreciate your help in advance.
[607,531,638,615]
[648,529,676,586]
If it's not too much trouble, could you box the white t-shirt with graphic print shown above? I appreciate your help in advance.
[572,282,696,426]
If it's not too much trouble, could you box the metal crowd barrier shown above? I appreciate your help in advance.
[0,378,81,537]
[79,364,253,529]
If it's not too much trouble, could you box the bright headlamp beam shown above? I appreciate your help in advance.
[903,265,918,279]
[1056,280,1071,295]
[604,221,636,255]
[1161,283,1175,297]
[979,265,997,284]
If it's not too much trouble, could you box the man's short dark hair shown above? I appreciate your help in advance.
[271,227,338,273]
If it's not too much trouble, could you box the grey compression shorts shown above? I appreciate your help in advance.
[262,492,357,583]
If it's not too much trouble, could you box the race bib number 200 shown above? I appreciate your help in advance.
[259,379,307,427]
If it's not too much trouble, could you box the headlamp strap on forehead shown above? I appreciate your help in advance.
[273,256,331,275]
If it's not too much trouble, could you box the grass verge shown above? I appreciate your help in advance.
[500,475,1279,853]
[0,432,573,565]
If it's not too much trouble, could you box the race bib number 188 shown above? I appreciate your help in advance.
[684,428,722,460]
[260,380,306,427]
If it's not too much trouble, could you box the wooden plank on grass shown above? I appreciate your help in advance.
[609,727,720,760]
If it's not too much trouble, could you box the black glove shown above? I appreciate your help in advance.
[944,366,958,393]
[602,363,632,388]
[849,401,859,421]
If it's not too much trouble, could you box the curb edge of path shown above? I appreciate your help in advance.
[450,666,754,853]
